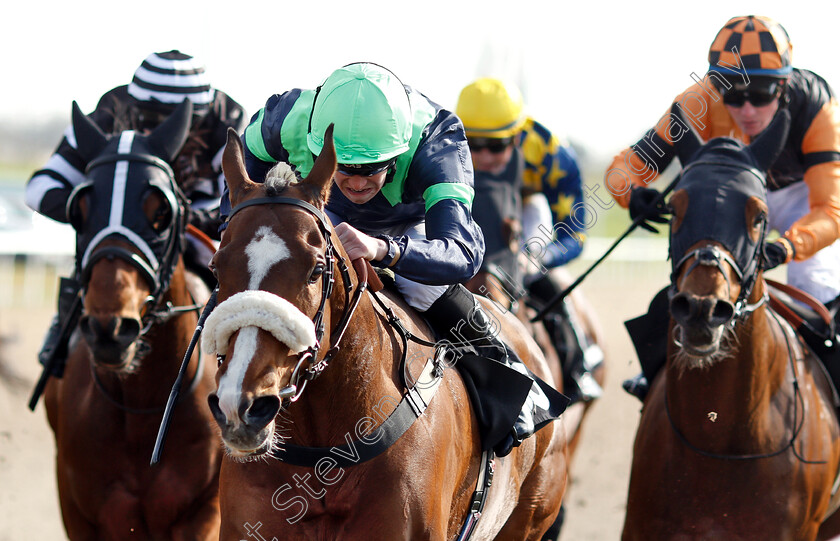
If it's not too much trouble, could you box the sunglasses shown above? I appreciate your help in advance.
[336,158,395,177]
[722,84,782,108]
[468,137,514,154]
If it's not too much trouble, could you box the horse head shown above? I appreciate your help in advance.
[667,104,790,367]
[68,99,192,370]
[204,125,352,458]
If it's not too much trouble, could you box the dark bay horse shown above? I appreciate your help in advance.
[204,126,567,540]
[44,100,222,540]
[464,188,606,463]
[623,109,840,540]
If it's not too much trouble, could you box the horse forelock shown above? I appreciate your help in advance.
[265,162,300,194]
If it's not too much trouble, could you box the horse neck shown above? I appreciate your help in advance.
[284,293,402,446]
[667,280,792,441]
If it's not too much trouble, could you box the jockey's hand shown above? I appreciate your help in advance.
[762,239,794,270]
[335,222,388,261]
[629,186,670,233]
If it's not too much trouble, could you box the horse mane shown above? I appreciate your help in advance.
[265,162,302,196]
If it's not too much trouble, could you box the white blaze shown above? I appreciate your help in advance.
[246,225,290,290]
[212,224,302,423]
[216,326,258,421]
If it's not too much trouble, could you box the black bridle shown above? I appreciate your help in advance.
[77,152,200,331]
[225,196,367,406]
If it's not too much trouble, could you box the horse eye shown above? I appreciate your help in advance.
[142,191,173,233]
[308,263,326,284]
[753,211,767,228]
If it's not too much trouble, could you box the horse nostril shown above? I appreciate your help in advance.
[710,299,736,327]
[245,396,281,428]
[115,317,141,346]
[670,293,692,325]
[207,393,227,426]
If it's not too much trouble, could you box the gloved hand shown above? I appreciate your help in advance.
[763,240,793,270]
[629,187,670,233]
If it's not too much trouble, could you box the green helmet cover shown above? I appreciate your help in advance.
[307,63,413,164]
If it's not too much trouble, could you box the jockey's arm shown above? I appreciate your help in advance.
[522,124,588,267]
[782,98,840,260]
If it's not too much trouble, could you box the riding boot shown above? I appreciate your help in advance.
[622,286,671,402]
[37,276,81,378]
[528,274,604,403]
[424,283,542,457]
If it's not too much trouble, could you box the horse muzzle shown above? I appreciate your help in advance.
[79,314,142,368]
[670,292,735,355]
[208,392,281,457]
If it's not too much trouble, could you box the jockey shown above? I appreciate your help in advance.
[222,62,566,457]
[606,15,840,400]
[455,77,604,404]
[25,50,247,373]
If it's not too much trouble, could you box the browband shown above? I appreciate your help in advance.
[227,197,332,234]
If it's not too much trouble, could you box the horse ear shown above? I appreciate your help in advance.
[748,109,791,172]
[221,127,259,206]
[147,99,193,163]
[302,123,337,202]
[71,100,108,162]
[671,102,703,165]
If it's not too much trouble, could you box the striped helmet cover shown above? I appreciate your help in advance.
[128,50,215,109]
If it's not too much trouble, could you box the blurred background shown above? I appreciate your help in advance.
[0,1,832,538]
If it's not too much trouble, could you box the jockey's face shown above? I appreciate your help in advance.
[726,98,780,137]
[333,169,389,204]
[468,137,515,175]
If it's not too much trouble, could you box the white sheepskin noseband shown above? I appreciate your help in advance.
[202,290,317,355]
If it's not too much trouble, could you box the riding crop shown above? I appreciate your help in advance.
[530,174,682,323]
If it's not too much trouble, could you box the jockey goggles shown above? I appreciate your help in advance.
[336,157,396,177]
[468,136,514,154]
[721,82,783,108]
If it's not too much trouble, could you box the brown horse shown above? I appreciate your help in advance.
[43,101,222,540]
[463,208,606,462]
[204,126,567,540]
[622,110,840,540]
[466,265,605,466]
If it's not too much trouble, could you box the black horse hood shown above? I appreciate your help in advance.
[669,138,768,277]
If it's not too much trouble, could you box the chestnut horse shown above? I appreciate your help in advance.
[622,110,840,540]
[204,126,567,540]
[43,100,222,540]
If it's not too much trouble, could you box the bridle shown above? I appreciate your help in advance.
[668,161,771,326]
[224,196,368,407]
[75,151,201,332]
[670,242,767,327]
[664,164,820,463]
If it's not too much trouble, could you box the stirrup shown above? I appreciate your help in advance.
[622,373,649,402]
